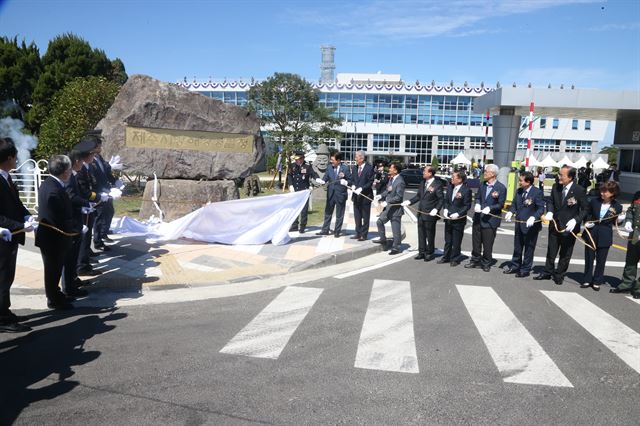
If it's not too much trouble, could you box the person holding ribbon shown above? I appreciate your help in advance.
[349,151,375,241]
[438,171,472,267]
[610,190,640,298]
[317,152,351,238]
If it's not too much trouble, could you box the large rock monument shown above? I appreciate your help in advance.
[97,74,265,220]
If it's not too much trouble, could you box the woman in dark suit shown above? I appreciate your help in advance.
[580,181,624,291]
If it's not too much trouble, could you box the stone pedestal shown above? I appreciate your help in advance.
[140,179,239,221]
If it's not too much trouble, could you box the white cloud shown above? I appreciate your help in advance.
[590,22,640,32]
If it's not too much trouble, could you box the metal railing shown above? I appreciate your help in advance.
[9,159,49,213]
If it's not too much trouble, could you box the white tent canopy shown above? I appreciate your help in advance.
[573,156,588,168]
[525,155,539,167]
[451,152,471,165]
[592,157,609,170]
[540,155,559,168]
[558,155,575,168]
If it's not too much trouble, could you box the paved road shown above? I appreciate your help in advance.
[2,250,639,424]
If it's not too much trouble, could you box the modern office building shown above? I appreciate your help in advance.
[178,73,608,168]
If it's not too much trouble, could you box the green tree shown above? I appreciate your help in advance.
[247,72,342,161]
[599,145,619,163]
[430,155,440,169]
[26,33,127,132]
[0,36,42,118]
[37,76,120,159]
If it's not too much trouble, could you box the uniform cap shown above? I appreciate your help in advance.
[71,138,97,154]
[293,150,305,160]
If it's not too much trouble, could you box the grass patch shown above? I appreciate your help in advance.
[114,195,143,217]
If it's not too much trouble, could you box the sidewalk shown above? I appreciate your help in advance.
[12,202,407,296]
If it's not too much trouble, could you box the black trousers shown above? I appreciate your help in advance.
[0,242,19,321]
[322,197,346,234]
[63,235,81,293]
[291,199,309,230]
[376,210,402,250]
[471,223,497,266]
[353,199,372,238]
[40,248,67,303]
[443,221,464,261]
[511,227,539,274]
[77,213,94,270]
[93,199,114,243]
[583,246,609,284]
[417,218,437,255]
[544,230,577,280]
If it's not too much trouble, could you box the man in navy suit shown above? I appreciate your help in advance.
[318,152,351,238]
[503,172,545,277]
[466,164,507,272]
[91,133,117,250]
[349,151,375,241]
[438,171,472,267]
[374,162,405,255]
[0,137,34,332]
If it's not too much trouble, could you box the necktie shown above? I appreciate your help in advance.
[452,187,458,201]
[522,190,527,201]
[562,186,569,201]
[358,166,362,177]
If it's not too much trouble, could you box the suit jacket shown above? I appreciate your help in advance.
[380,174,406,218]
[409,177,444,221]
[508,186,545,234]
[583,197,623,248]
[76,164,98,202]
[350,163,375,203]
[547,182,588,234]
[288,161,318,191]
[92,154,116,193]
[473,180,507,229]
[35,177,74,252]
[323,163,351,204]
[0,173,30,245]
[444,183,472,227]
[66,173,91,233]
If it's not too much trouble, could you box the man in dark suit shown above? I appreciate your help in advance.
[91,134,117,250]
[503,172,545,277]
[318,152,351,238]
[403,165,444,261]
[438,171,472,267]
[534,165,588,285]
[0,137,34,332]
[349,150,375,241]
[373,162,405,255]
[36,155,76,310]
[288,151,320,234]
[466,164,507,272]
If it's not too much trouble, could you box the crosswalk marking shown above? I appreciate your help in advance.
[219,286,323,359]
[627,296,640,306]
[355,279,419,374]
[334,252,415,279]
[457,285,573,387]
[542,291,640,374]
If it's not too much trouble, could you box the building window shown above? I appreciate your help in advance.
[340,133,368,161]
[572,119,578,130]
[517,138,529,150]
[552,118,559,129]
[405,135,433,165]
[540,118,546,129]
[372,134,400,152]
[469,136,493,149]
[620,150,634,172]
[585,120,591,130]
[565,140,594,153]
[534,139,561,152]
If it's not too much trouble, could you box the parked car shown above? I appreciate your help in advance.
[400,168,423,187]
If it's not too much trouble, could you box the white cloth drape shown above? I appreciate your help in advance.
[112,190,310,246]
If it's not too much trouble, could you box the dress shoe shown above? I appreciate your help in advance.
[580,283,591,289]
[77,267,102,276]
[482,265,491,272]
[65,288,89,298]
[95,244,111,252]
[503,268,518,275]
[515,272,530,278]
[47,300,74,310]
[437,258,450,264]
[388,249,401,255]
[554,277,564,285]
[464,262,480,269]
[334,232,341,238]
[316,231,330,236]
[103,236,115,243]
[89,250,100,257]
[357,236,365,241]
[0,322,31,333]
[609,288,630,294]
[298,228,305,234]
[592,284,601,292]
[414,253,425,260]
[372,239,387,244]
[633,292,640,299]
[450,261,460,267]
[350,235,361,240]
[424,254,436,262]
[533,274,552,281]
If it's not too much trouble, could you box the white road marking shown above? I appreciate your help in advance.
[542,291,640,374]
[219,286,323,359]
[627,296,640,305]
[457,285,573,387]
[355,279,419,374]
[334,252,415,279]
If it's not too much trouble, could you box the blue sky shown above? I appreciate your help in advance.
[1,0,638,91]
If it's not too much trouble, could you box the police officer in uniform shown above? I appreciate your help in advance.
[288,151,320,234]
[611,190,640,298]
[90,131,117,250]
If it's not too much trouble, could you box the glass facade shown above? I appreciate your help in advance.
[565,140,594,153]
[405,135,433,163]
[372,134,401,151]
[340,133,368,161]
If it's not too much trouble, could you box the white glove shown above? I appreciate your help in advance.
[526,216,535,228]
[114,179,125,190]
[289,185,295,192]
[80,206,94,214]
[374,194,382,202]
[0,228,11,242]
[450,213,460,219]
[585,222,595,229]
[109,188,122,199]
[481,207,491,215]
[565,218,577,233]
[351,185,356,191]
[23,221,35,232]
[618,213,626,223]
[24,215,35,223]
[429,208,437,217]
[82,225,89,234]
[443,209,449,219]
[354,187,363,195]
[109,155,123,170]
[544,212,554,221]
[340,179,348,186]
[474,204,482,213]
[505,212,513,222]
[401,200,411,207]
[100,193,109,202]
[625,222,634,233]
[315,178,325,185]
